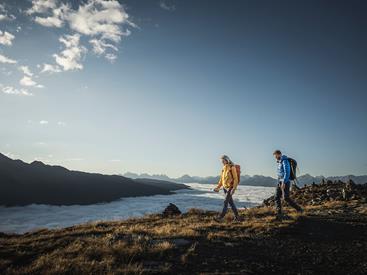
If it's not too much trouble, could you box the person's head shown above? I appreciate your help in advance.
[220,155,233,166]
[273,150,282,161]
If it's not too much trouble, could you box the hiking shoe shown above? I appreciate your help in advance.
[297,208,304,214]
[233,217,243,223]
[214,216,224,222]
[274,213,283,221]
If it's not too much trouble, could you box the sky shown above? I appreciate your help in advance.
[0,0,366,178]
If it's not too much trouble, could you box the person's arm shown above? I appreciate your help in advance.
[282,159,290,183]
[214,171,223,191]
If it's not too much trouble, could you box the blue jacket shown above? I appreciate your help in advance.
[277,155,290,183]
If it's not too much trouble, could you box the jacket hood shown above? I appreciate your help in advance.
[280,155,288,162]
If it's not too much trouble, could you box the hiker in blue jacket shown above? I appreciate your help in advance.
[273,150,303,220]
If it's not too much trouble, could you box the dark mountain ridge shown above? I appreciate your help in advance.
[124,172,367,187]
[0,153,188,207]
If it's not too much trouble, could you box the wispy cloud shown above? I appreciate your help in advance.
[53,34,86,71]
[19,65,33,76]
[105,53,117,63]
[20,75,44,88]
[109,159,121,162]
[0,30,15,46]
[0,54,17,64]
[33,3,69,28]
[27,0,134,65]
[1,85,32,96]
[89,38,118,55]
[0,0,135,96]
[39,120,49,125]
[159,1,176,11]
[0,4,16,21]
[40,63,62,74]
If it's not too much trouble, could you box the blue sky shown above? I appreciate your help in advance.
[0,0,366,177]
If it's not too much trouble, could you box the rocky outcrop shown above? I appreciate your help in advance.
[162,203,182,217]
[263,180,367,207]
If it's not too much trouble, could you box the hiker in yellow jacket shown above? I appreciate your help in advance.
[214,155,241,222]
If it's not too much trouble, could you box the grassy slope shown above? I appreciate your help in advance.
[1,200,367,274]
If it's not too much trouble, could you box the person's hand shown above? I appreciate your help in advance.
[213,187,220,192]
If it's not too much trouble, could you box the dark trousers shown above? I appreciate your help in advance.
[220,188,239,218]
[275,182,302,214]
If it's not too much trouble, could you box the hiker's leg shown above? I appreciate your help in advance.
[283,183,302,211]
[220,189,230,218]
[275,184,282,214]
[228,192,239,218]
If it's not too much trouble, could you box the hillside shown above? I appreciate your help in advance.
[1,181,366,274]
[0,153,188,206]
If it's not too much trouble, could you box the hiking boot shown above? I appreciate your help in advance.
[297,208,304,214]
[214,216,224,222]
[274,213,283,221]
[233,216,243,223]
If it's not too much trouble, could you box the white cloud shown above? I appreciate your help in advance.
[0,4,16,21]
[27,0,134,66]
[67,0,132,42]
[105,53,117,63]
[1,85,32,96]
[57,121,67,126]
[26,0,58,15]
[0,54,17,64]
[34,14,63,27]
[20,75,44,88]
[89,38,118,55]
[53,34,86,71]
[20,76,36,86]
[34,3,70,28]
[0,30,15,46]
[159,1,176,11]
[40,63,62,74]
[109,159,121,162]
[19,66,33,76]
[39,120,49,125]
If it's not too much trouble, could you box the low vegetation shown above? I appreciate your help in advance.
[1,182,367,274]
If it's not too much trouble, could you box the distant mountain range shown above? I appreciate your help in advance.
[123,172,367,187]
[0,153,188,207]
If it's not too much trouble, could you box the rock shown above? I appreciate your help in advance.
[162,203,182,217]
[263,180,367,207]
[171,238,191,246]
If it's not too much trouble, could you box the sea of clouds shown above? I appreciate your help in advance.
[0,183,274,234]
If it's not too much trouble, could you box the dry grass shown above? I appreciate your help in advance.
[1,200,366,274]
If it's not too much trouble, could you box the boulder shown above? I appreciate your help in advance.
[162,203,182,217]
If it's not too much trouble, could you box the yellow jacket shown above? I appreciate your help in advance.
[216,164,239,190]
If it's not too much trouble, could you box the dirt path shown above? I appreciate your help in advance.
[179,212,367,274]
